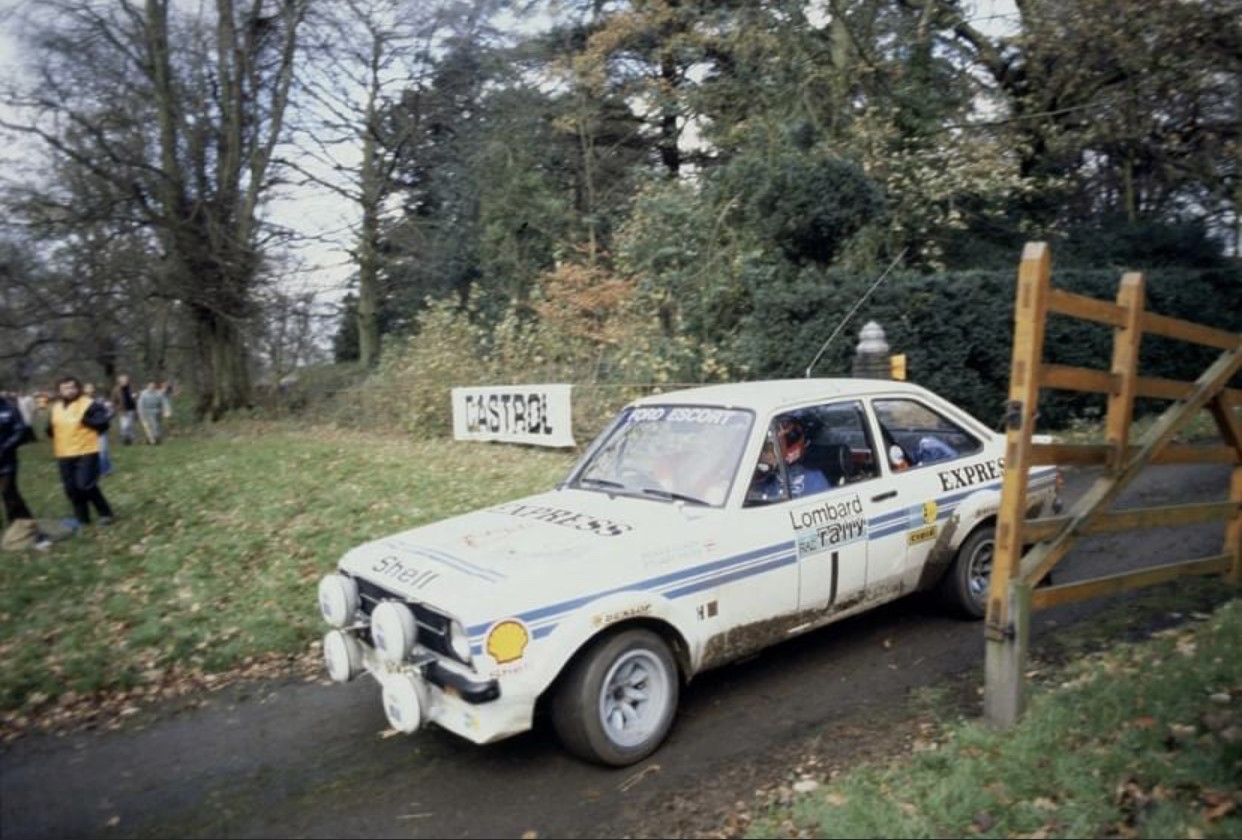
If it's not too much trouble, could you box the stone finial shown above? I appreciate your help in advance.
[857,321,889,355]
[853,321,892,379]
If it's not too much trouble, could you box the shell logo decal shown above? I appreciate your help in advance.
[922,500,938,525]
[486,619,530,664]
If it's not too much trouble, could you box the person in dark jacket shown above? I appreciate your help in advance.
[0,390,37,527]
[111,374,138,445]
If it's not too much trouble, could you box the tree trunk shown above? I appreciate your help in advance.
[357,86,383,368]
[147,0,302,417]
[357,201,382,368]
[829,3,852,137]
[196,305,252,420]
[659,52,680,178]
[577,108,599,266]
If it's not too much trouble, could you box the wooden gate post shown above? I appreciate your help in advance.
[986,581,1032,726]
[986,242,1050,726]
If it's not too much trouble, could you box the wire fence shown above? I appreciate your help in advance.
[250,377,721,449]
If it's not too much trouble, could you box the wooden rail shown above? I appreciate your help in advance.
[984,242,1242,727]
[1030,443,1240,467]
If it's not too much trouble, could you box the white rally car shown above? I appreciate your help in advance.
[317,379,1059,765]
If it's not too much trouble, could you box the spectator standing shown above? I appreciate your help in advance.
[0,389,50,551]
[48,376,114,528]
[0,390,35,524]
[83,383,114,476]
[160,380,175,439]
[111,374,138,445]
[138,381,171,445]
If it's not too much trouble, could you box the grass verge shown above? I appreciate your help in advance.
[0,422,574,729]
[747,594,1242,840]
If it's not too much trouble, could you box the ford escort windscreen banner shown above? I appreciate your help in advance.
[452,384,576,448]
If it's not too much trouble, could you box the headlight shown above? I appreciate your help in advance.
[318,574,359,627]
[323,630,363,683]
[449,619,473,665]
[381,672,424,734]
[372,601,418,664]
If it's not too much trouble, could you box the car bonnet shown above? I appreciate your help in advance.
[335,487,714,627]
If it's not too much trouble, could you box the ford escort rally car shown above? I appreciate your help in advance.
[316,379,1060,765]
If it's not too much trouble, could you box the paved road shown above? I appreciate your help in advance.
[1,464,1232,839]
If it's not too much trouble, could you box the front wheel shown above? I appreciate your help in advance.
[552,628,680,766]
[939,526,995,619]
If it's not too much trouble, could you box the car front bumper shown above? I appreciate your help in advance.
[357,642,533,745]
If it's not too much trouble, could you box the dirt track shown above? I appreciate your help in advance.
[1,463,1233,839]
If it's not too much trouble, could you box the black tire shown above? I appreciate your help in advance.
[939,525,995,619]
[551,628,680,766]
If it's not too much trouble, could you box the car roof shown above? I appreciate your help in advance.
[632,378,939,415]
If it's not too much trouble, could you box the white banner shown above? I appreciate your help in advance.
[452,385,576,448]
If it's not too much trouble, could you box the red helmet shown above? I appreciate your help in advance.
[775,418,807,465]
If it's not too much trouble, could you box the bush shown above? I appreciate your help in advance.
[732,264,1242,429]
[250,363,370,419]
[349,257,739,442]
[324,257,1239,439]
[368,299,498,437]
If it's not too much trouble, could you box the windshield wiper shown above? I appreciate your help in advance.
[577,477,627,491]
[640,487,710,507]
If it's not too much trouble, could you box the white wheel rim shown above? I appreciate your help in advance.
[598,649,670,749]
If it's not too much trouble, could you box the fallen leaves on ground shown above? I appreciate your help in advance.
[0,647,323,743]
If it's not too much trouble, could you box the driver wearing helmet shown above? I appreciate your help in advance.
[747,415,830,503]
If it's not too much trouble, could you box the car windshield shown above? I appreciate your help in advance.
[571,405,754,507]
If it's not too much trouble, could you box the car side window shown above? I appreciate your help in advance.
[797,401,880,487]
[872,399,982,471]
[744,401,880,507]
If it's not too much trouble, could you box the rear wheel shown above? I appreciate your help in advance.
[552,628,679,766]
[939,526,995,619]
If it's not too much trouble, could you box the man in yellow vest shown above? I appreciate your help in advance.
[48,376,114,528]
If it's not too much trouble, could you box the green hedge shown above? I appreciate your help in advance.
[729,265,1242,429]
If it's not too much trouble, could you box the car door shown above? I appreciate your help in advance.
[741,401,882,613]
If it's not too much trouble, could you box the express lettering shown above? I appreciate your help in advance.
[464,393,555,436]
[491,503,632,537]
[938,458,1005,493]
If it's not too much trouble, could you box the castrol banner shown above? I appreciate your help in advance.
[451,385,576,448]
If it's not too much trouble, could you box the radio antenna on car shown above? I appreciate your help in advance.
[804,247,908,379]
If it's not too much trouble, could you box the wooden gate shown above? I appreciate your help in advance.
[984,242,1242,725]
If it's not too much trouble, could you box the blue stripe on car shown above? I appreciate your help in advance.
[467,540,796,638]
[468,471,1059,645]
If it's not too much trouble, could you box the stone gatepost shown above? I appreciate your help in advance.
[852,321,891,379]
